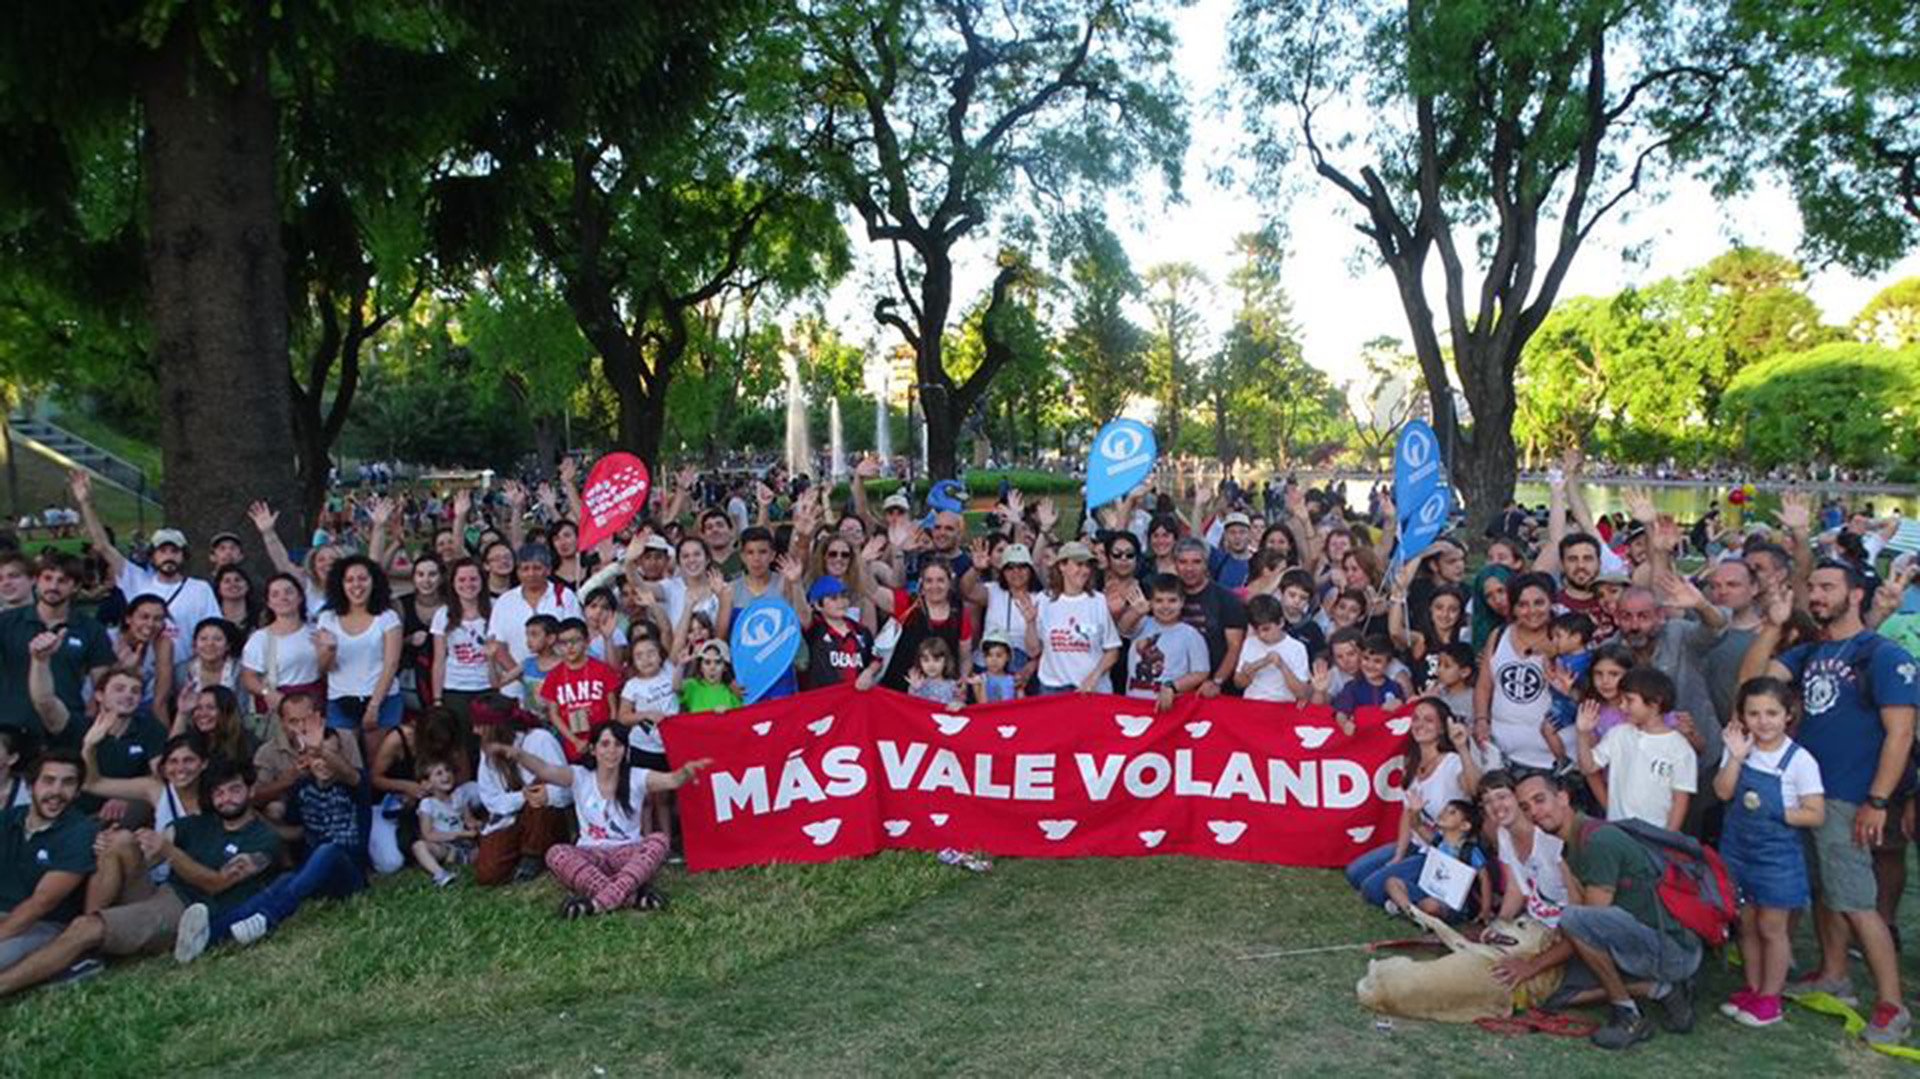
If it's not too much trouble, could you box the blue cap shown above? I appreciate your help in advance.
[807,576,849,603]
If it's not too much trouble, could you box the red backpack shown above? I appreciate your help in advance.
[1581,818,1739,946]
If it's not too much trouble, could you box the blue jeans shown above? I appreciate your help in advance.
[211,843,367,939]
[1344,843,1424,907]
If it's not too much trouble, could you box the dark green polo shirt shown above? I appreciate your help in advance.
[168,812,283,913]
[0,607,113,749]
[0,804,98,922]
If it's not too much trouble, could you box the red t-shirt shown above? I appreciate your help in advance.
[539,657,624,758]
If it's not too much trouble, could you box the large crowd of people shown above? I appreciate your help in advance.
[0,450,1916,1053]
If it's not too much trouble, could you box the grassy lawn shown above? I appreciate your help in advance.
[5,855,1917,1079]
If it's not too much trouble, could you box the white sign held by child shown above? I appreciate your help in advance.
[1417,846,1474,911]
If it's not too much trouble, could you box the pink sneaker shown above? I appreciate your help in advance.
[1719,988,1757,1019]
[1735,994,1783,1028]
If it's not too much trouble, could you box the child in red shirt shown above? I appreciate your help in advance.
[539,617,624,761]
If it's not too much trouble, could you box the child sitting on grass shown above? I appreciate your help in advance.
[411,760,481,887]
[1384,799,1491,922]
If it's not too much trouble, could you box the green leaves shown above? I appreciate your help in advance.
[1722,341,1920,469]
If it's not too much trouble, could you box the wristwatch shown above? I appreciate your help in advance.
[1866,795,1891,810]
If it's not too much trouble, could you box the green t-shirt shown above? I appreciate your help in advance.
[0,804,97,921]
[93,713,170,781]
[679,680,741,714]
[1568,817,1689,948]
[0,607,114,748]
[167,813,283,914]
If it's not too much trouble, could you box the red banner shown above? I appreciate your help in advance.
[576,452,650,551]
[662,685,1413,872]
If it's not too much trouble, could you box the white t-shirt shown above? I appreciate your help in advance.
[430,607,494,692]
[117,562,220,648]
[571,764,648,848]
[241,625,321,689]
[487,583,582,665]
[1717,737,1824,809]
[1034,592,1120,689]
[1407,753,1468,835]
[417,782,480,838]
[1592,724,1699,826]
[621,667,680,755]
[1497,826,1568,927]
[475,728,572,836]
[316,609,402,698]
[1237,633,1310,702]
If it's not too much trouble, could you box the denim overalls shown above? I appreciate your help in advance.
[1719,743,1811,909]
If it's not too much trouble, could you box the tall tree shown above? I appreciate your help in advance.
[1059,221,1148,424]
[808,0,1187,479]
[1,7,307,550]
[1728,0,1919,272]
[459,2,847,471]
[1232,0,1744,527]
[1208,233,1335,464]
[1142,262,1208,452]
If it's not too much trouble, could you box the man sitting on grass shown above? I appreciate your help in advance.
[0,750,94,976]
[0,756,282,992]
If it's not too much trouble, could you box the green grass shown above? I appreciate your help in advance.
[5,855,1918,1078]
[2,436,153,544]
[45,411,164,485]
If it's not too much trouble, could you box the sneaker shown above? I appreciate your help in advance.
[1591,1004,1656,1050]
[1655,979,1695,1034]
[1865,1002,1912,1045]
[229,913,270,947]
[52,958,105,986]
[432,871,456,888]
[1735,994,1783,1028]
[1719,988,1757,1019]
[1787,970,1858,1007]
[1382,900,1403,918]
[173,903,210,964]
[511,857,542,884]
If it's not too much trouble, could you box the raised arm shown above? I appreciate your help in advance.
[67,470,128,579]
[642,757,713,793]
[503,744,574,788]
[80,714,160,803]
[25,632,71,738]
[248,501,301,577]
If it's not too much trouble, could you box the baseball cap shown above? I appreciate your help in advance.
[209,531,243,548]
[999,543,1033,566]
[1056,541,1095,562]
[807,576,849,603]
[1223,512,1252,528]
[980,631,1014,652]
[643,535,674,554]
[150,528,188,550]
[882,492,912,512]
[697,639,731,663]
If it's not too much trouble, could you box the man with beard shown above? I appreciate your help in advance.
[1491,773,1701,1050]
[0,555,113,750]
[1609,583,1724,768]
[1740,563,1916,1045]
[0,750,95,975]
[1551,534,1615,642]
[69,471,219,651]
[0,756,281,990]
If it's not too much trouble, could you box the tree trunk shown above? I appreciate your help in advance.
[140,17,299,564]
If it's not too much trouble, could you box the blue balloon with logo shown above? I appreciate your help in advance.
[1391,421,1448,569]
[730,596,801,704]
[1396,484,1454,569]
[1085,418,1157,510]
[1393,419,1443,515]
